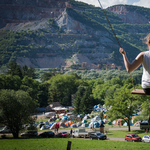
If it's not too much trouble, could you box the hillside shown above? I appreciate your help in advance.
[0,0,150,70]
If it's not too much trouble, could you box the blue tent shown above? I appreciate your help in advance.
[123,122,133,126]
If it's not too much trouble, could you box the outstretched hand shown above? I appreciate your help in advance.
[119,47,126,55]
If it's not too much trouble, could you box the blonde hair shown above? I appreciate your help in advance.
[143,33,150,45]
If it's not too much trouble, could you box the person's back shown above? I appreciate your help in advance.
[120,33,150,95]
[142,51,150,88]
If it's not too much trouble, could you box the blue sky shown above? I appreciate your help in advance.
[75,0,150,9]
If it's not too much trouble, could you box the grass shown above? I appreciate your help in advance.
[107,129,147,138]
[0,138,150,150]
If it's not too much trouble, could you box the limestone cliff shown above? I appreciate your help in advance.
[107,5,149,24]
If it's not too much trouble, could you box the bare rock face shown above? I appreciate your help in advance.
[56,8,93,34]
[107,6,149,24]
[0,0,69,28]
[16,56,66,68]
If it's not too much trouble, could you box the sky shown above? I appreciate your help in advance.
[75,0,150,9]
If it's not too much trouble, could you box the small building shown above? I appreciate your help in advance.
[46,102,63,111]
[46,102,68,114]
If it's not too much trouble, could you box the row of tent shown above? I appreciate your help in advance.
[38,115,106,130]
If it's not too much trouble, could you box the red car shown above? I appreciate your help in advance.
[125,133,142,142]
[56,132,70,138]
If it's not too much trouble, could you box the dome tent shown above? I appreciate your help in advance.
[82,120,87,123]
[91,116,101,122]
[123,122,133,126]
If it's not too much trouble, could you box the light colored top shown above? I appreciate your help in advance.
[142,51,150,88]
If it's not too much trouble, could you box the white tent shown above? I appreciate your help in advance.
[50,122,56,129]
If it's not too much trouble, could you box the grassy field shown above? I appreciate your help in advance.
[0,138,150,150]
[107,129,146,138]
[0,128,149,150]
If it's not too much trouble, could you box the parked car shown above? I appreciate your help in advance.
[20,130,38,138]
[0,126,11,134]
[72,128,88,138]
[142,135,150,143]
[89,132,107,140]
[38,131,55,138]
[56,132,70,138]
[125,133,141,142]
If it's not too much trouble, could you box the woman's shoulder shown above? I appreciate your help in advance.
[143,51,150,56]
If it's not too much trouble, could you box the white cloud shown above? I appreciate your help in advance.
[75,0,127,8]
[133,0,150,8]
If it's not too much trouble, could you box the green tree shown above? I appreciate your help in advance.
[80,86,94,114]
[20,76,39,101]
[7,62,22,79]
[48,74,85,106]
[22,65,29,77]
[41,71,55,82]
[27,66,36,79]
[74,86,85,114]
[105,88,142,131]
[74,86,95,114]
[37,82,49,107]
[0,74,21,90]
[0,89,37,138]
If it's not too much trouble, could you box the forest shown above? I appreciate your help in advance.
[0,62,148,115]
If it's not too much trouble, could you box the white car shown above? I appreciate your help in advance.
[142,135,150,143]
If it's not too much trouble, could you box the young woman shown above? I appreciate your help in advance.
[119,33,150,95]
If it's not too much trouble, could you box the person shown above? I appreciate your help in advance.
[70,129,73,137]
[119,33,150,95]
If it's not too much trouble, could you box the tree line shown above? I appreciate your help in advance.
[1,62,150,137]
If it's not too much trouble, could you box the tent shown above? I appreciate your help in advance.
[59,122,68,128]
[89,121,100,128]
[114,119,123,126]
[91,116,101,121]
[83,115,90,120]
[82,120,87,123]
[123,122,133,126]
[65,121,75,127]
[49,122,54,127]
[112,120,116,125]
[40,125,50,130]
[107,121,112,125]
[81,123,89,127]
[134,121,140,127]
[50,122,56,129]
[76,122,82,127]
[62,116,67,121]
[70,124,77,128]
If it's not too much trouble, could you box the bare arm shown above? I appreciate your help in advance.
[119,48,144,73]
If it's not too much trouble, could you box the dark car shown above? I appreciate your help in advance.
[0,126,11,134]
[20,130,38,138]
[125,133,142,142]
[38,131,55,138]
[56,132,70,138]
[90,132,107,140]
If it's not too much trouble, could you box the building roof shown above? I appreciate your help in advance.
[46,102,63,110]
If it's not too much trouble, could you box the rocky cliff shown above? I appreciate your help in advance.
[0,1,149,70]
[107,5,149,24]
[0,0,69,28]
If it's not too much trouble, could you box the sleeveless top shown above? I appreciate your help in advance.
[142,51,150,88]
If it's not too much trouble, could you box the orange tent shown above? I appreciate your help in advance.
[65,121,75,127]
[114,119,123,126]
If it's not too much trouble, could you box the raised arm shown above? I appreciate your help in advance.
[119,48,144,73]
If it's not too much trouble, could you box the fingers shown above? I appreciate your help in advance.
[119,47,125,55]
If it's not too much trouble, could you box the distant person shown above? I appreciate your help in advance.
[119,33,150,95]
[70,129,73,137]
